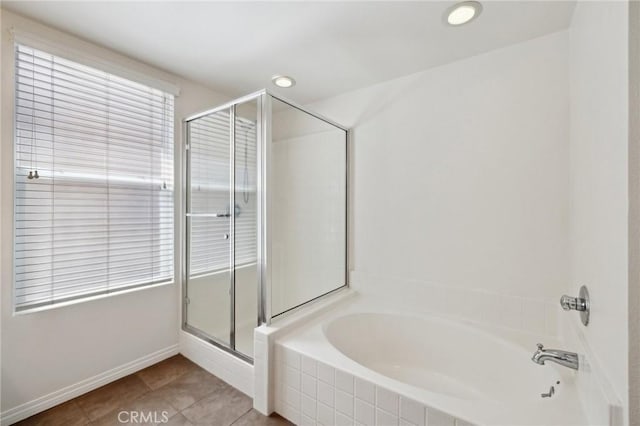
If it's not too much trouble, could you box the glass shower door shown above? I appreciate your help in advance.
[186,108,233,347]
[185,100,259,360]
[183,91,347,360]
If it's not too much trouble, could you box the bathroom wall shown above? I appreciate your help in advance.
[629,2,640,424]
[303,8,633,423]
[308,30,571,336]
[568,0,630,422]
[0,9,229,422]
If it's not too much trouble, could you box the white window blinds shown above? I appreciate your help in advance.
[14,43,175,312]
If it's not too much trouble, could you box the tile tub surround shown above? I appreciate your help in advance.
[273,342,590,426]
[274,345,467,426]
[349,271,562,339]
[264,294,592,426]
[253,289,358,416]
[14,355,291,426]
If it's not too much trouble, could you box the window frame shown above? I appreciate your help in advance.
[11,40,178,314]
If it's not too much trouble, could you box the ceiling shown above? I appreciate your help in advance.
[2,1,576,104]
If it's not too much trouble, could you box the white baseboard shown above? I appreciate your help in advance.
[0,345,179,426]
[179,330,253,398]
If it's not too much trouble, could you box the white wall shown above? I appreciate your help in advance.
[0,9,229,420]
[301,7,631,423]
[629,1,640,423]
[568,0,630,422]
[308,31,571,334]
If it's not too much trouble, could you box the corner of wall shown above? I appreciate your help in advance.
[559,314,624,426]
[568,1,630,423]
[628,0,640,424]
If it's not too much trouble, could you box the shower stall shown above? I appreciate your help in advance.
[182,90,348,361]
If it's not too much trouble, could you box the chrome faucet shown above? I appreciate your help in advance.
[531,343,579,370]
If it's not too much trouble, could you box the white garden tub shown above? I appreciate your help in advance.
[271,294,587,426]
[324,312,559,403]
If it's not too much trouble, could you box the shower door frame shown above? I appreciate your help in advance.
[181,89,350,362]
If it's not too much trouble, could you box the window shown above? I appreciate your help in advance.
[14,43,175,312]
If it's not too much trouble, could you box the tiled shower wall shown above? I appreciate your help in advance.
[350,271,561,339]
[273,344,474,426]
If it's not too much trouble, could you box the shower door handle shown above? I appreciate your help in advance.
[185,213,231,218]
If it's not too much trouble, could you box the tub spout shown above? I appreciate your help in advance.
[531,343,579,370]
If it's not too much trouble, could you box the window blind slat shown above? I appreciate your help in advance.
[14,43,175,311]
[16,51,170,101]
[15,56,171,109]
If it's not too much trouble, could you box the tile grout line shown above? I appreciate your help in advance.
[228,406,254,426]
[70,398,93,425]
[85,377,154,424]
[14,356,290,426]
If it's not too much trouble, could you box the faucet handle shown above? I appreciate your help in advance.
[536,343,544,350]
[560,285,590,326]
[560,295,577,311]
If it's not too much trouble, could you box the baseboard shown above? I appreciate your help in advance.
[179,330,253,398]
[0,345,179,426]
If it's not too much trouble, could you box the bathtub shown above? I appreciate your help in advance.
[268,293,587,426]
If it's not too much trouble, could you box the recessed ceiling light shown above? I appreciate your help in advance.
[272,75,296,88]
[446,1,482,26]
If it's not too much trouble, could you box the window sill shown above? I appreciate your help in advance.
[13,280,175,316]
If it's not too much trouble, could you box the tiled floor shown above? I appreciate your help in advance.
[15,355,291,426]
